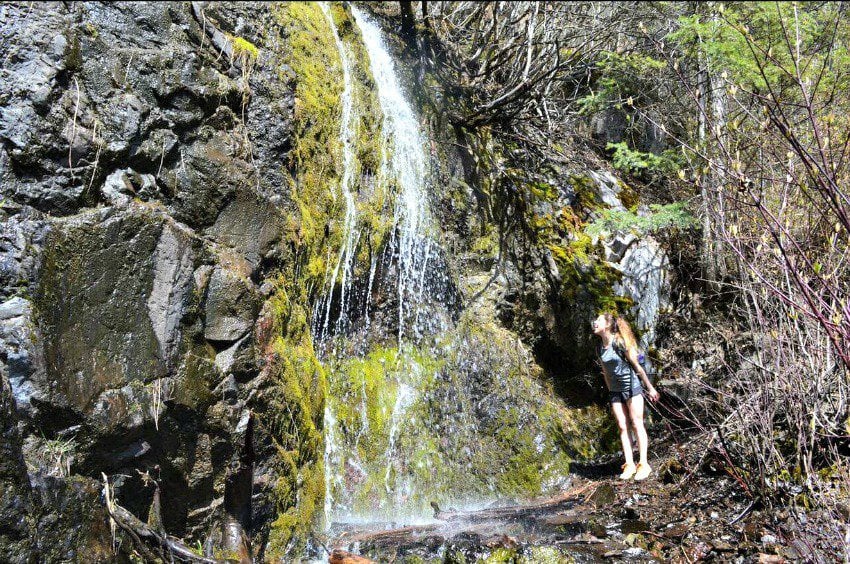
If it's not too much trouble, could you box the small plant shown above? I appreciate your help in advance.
[33,435,77,478]
[585,202,697,238]
[226,33,259,92]
[606,142,681,176]
[101,473,118,551]
[230,36,259,63]
[150,378,172,431]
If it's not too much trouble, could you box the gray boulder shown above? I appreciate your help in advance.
[204,267,259,343]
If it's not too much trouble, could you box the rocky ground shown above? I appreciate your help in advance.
[324,426,846,563]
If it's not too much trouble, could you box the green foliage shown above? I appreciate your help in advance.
[586,202,697,238]
[671,3,850,95]
[577,50,667,115]
[606,142,680,176]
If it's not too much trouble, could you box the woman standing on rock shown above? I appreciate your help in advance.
[592,312,660,481]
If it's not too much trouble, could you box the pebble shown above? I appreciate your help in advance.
[710,511,719,519]
[712,539,734,552]
[761,534,777,544]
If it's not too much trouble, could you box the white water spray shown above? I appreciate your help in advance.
[316,2,360,344]
[351,5,438,344]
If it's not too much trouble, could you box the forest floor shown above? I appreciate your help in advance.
[324,428,846,563]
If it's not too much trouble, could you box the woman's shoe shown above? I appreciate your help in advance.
[634,462,652,481]
[619,463,637,480]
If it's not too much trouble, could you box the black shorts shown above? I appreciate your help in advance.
[610,387,642,404]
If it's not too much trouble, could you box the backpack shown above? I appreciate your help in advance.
[613,344,655,382]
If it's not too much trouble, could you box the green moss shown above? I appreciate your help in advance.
[257,278,327,558]
[328,347,400,458]
[257,2,395,551]
[522,173,636,315]
[567,174,601,213]
[324,312,583,515]
[519,546,574,564]
[271,1,389,292]
[271,1,345,280]
[617,180,640,211]
[558,404,619,460]
[228,35,259,62]
[172,353,216,409]
[483,547,518,563]
[446,551,468,564]
[325,343,450,512]
[471,229,498,258]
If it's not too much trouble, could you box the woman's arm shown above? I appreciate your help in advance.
[599,354,612,391]
[627,347,659,401]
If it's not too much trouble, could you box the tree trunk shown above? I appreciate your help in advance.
[421,0,431,30]
[695,2,724,290]
[399,1,416,45]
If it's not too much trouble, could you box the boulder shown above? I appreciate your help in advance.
[611,235,670,348]
[33,208,199,421]
[207,192,287,272]
[203,267,259,343]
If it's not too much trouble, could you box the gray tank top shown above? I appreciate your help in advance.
[600,344,640,393]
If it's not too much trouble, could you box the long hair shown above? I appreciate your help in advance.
[603,312,638,355]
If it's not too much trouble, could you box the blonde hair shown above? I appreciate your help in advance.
[602,312,638,354]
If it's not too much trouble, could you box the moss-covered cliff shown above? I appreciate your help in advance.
[0,2,670,561]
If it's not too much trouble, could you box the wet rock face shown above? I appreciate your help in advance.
[593,170,671,348]
[1,362,115,564]
[0,1,300,558]
[204,266,260,343]
[486,168,671,386]
[34,209,185,418]
[0,366,32,561]
[611,235,670,348]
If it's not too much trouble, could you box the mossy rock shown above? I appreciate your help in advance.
[34,208,200,418]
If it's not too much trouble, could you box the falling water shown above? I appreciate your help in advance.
[316,2,360,344]
[351,5,443,344]
[317,5,569,532]
[317,4,447,525]
[318,2,358,528]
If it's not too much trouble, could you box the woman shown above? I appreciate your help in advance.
[592,312,660,481]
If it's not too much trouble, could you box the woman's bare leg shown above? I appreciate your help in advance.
[627,394,648,465]
[611,401,634,465]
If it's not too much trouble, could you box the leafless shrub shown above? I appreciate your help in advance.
[643,3,850,553]
[150,378,172,431]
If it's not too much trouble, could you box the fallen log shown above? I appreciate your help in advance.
[108,502,224,563]
[335,482,598,548]
[431,481,596,523]
[329,548,375,563]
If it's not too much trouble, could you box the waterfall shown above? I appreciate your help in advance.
[317,2,360,529]
[317,5,447,525]
[318,5,570,532]
[315,2,360,344]
[351,6,437,345]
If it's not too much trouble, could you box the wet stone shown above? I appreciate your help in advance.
[203,267,258,343]
[588,483,616,507]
